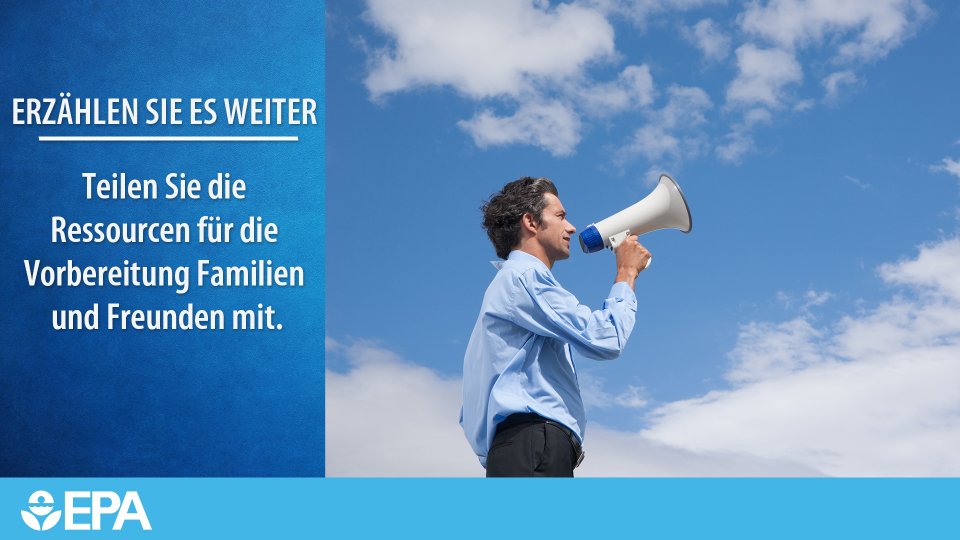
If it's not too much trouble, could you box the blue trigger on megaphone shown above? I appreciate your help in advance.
[579,173,692,253]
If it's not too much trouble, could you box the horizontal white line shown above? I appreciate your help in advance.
[38,136,299,142]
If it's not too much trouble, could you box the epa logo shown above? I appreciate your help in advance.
[21,491,61,531]
[20,490,151,531]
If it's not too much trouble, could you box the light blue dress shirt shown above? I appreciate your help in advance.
[460,250,638,468]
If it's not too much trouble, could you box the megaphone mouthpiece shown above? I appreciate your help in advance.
[579,174,692,253]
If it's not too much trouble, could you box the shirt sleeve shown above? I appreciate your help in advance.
[510,268,638,360]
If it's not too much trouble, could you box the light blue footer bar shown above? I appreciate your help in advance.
[1,478,956,538]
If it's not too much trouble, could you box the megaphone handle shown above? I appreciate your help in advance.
[608,230,630,249]
[609,230,652,270]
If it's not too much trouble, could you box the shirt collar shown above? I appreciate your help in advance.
[489,250,551,273]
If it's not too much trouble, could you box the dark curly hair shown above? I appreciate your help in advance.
[481,176,559,259]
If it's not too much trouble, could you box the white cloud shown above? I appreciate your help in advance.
[878,237,960,301]
[715,129,756,163]
[619,85,712,164]
[727,44,803,108]
[457,101,582,156]
[615,385,650,408]
[328,237,960,477]
[623,125,680,163]
[716,1,927,165]
[659,85,713,127]
[362,0,672,156]
[325,340,816,477]
[364,0,616,100]
[725,318,827,384]
[793,99,815,112]
[683,18,731,62]
[357,1,929,161]
[803,289,834,308]
[775,289,832,310]
[719,45,796,160]
[843,174,871,189]
[738,0,932,62]
[577,424,820,476]
[580,371,650,409]
[643,237,960,476]
[326,340,480,476]
[574,64,656,116]
[643,345,960,475]
[822,70,860,101]
[715,106,772,163]
[579,0,726,29]
[932,157,960,179]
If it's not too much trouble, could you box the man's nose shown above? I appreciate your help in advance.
[566,221,576,234]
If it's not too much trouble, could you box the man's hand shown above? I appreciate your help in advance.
[614,234,651,289]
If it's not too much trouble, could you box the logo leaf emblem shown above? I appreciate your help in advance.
[42,510,62,530]
[21,510,41,531]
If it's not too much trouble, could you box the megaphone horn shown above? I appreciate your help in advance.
[579,173,692,253]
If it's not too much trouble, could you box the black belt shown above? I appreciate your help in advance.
[496,412,585,468]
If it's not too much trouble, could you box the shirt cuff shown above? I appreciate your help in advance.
[608,281,637,309]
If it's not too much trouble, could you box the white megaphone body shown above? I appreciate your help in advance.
[579,173,692,254]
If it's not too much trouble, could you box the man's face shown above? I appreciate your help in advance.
[535,193,577,265]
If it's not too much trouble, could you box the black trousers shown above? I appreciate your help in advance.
[486,413,582,477]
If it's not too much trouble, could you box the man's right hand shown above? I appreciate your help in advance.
[614,234,651,289]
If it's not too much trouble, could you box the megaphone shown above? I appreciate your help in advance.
[579,173,692,253]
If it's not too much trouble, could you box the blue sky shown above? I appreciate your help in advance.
[326,0,960,476]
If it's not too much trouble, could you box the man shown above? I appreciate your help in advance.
[460,176,651,477]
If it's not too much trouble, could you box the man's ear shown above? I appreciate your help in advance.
[520,212,539,234]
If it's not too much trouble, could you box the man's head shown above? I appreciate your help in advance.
[482,177,576,267]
